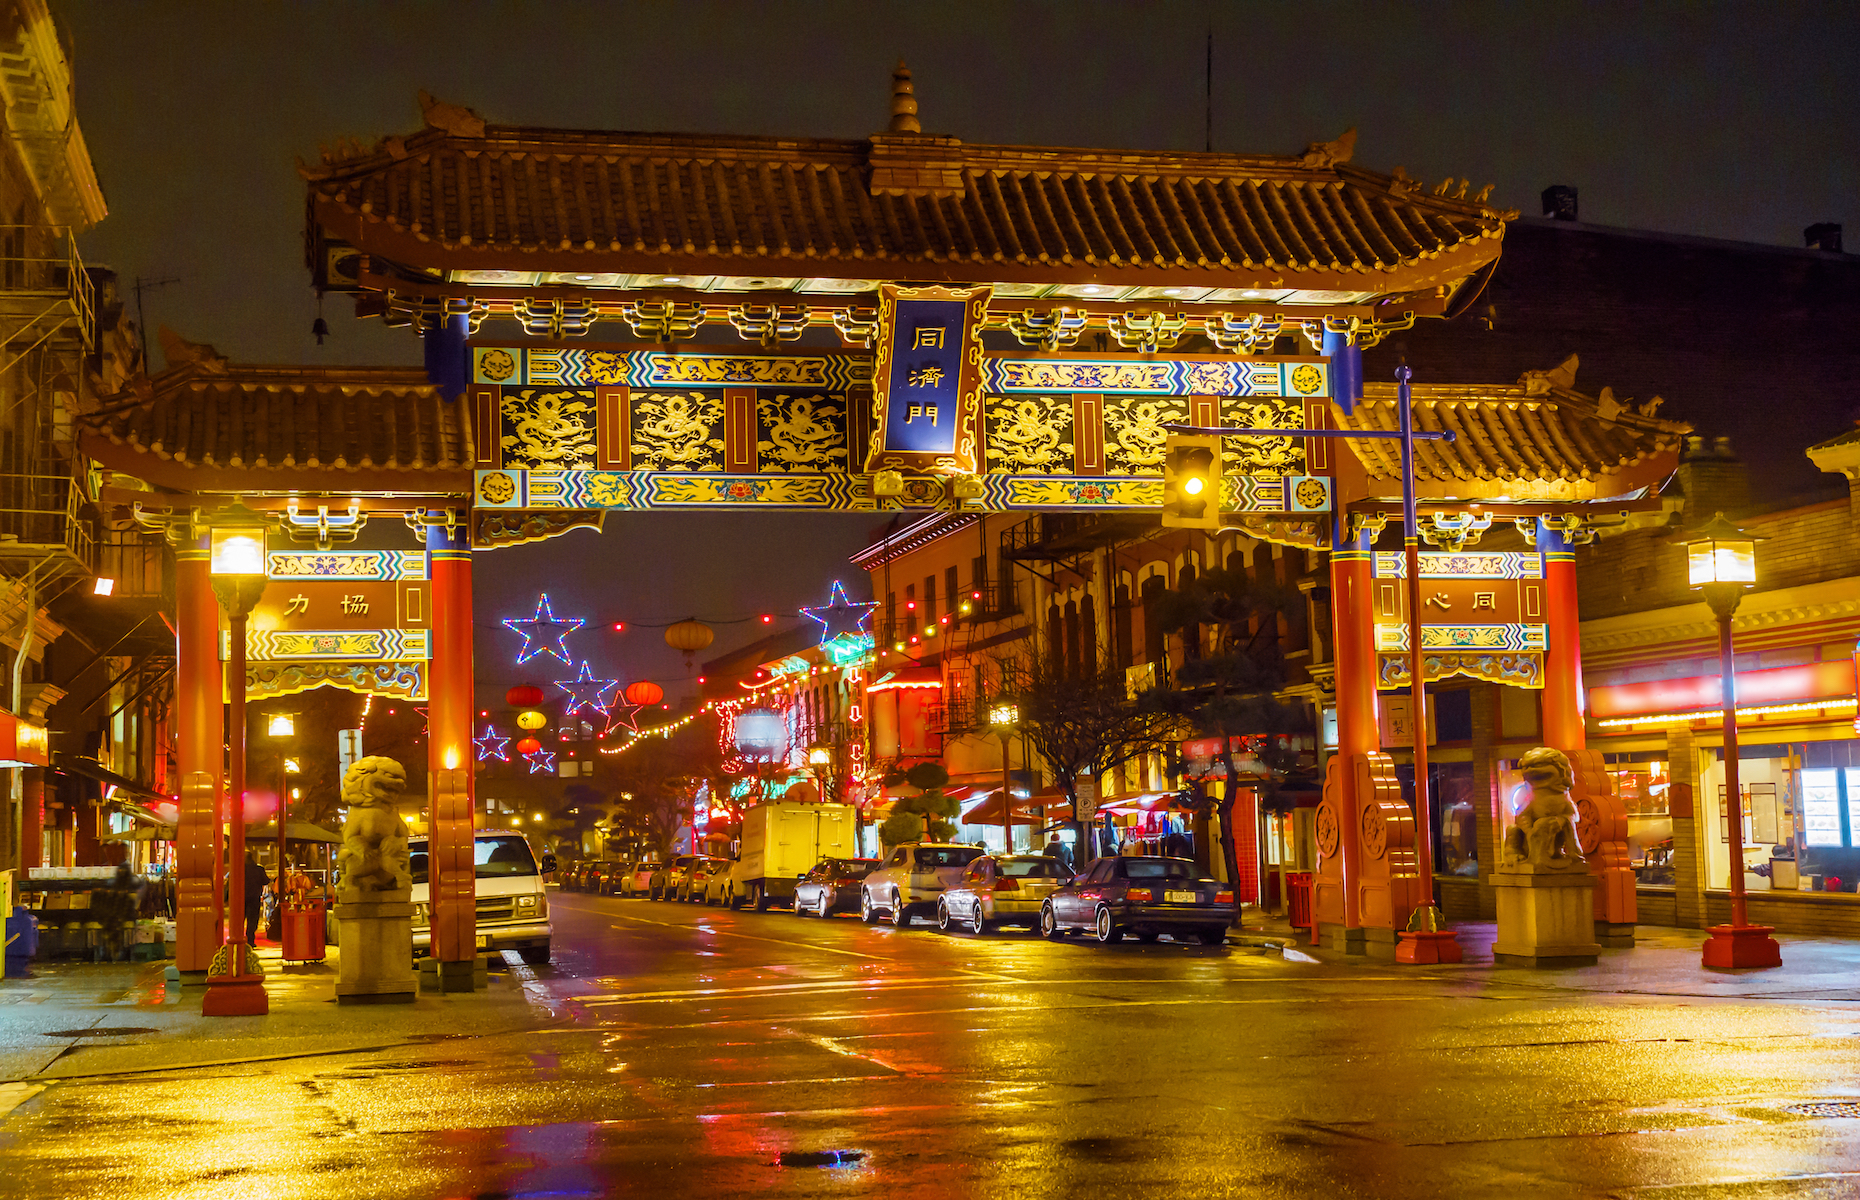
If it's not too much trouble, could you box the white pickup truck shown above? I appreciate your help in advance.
[408,831,554,964]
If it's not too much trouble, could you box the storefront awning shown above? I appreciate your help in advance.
[55,753,168,803]
[961,790,1043,827]
[0,713,48,768]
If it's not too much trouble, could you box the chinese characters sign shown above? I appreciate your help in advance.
[1371,552,1546,689]
[238,551,431,663]
[865,284,989,473]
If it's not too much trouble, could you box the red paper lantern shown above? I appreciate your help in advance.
[623,680,664,708]
[506,684,545,707]
[515,736,542,755]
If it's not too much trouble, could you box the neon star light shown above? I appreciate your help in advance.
[503,594,585,666]
[523,748,558,775]
[473,725,511,763]
[555,660,620,717]
[800,581,879,647]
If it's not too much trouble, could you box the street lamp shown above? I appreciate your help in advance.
[989,700,1019,853]
[1679,512,1781,970]
[205,501,272,1016]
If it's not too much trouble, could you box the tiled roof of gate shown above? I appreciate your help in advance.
[302,111,1513,290]
[1338,378,1691,492]
[80,364,471,479]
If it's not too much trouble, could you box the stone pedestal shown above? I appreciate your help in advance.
[1318,922,1367,955]
[1595,920,1637,948]
[334,888,417,1004]
[419,954,490,993]
[1493,866,1602,967]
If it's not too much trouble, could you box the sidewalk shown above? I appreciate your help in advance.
[1246,913,1860,1000]
[0,941,559,1084]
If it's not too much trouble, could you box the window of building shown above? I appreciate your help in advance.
[924,575,937,625]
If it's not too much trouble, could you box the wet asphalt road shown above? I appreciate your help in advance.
[5,889,1860,1199]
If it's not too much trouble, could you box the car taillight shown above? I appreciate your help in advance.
[1215,890,1233,904]
[1126,887,1153,903]
[992,878,1018,892]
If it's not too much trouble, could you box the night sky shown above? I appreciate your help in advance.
[57,1,1860,698]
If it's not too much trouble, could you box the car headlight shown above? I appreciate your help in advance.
[515,894,538,912]
[413,902,428,924]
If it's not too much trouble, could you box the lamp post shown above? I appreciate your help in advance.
[1681,513,1782,970]
[269,713,296,909]
[989,699,1019,854]
[204,502,271,1016]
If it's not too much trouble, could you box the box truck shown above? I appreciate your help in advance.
[726,802,858,910]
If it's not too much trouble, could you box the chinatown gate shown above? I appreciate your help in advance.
[78,74,1681,983]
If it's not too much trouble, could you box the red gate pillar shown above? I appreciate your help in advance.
[175,535,224,977]
[427,517,479,988]
[1539,519,1635,941]
[1314,528,1377,954]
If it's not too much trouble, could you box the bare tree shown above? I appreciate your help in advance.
[1008,651,1178,861]
[1153,562,1314,892]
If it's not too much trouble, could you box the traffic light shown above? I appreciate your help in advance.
[1161,434,1221,528]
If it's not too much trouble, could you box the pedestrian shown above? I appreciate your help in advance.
[1044,832,1073,873]
[234,851,269,947]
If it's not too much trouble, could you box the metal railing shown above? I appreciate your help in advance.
[0,226,96,363]
[0,469,96,570]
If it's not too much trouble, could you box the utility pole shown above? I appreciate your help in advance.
[132,275,181,374]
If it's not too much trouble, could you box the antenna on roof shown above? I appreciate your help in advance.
[889,61,921,134]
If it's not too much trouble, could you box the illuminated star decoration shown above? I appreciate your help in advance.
[800,580,880,647]
[555,660,620,718]
[523,748,557,775]
[502,593,585,667]
[473,725,510,763]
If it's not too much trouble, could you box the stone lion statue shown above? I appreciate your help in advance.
[335,756,411,897]
[1503,747,1583,869]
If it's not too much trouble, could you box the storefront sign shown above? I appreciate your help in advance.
[1590,658,1856,722]
[0,712,49,767]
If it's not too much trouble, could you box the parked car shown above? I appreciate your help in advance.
[1039,855,1235,945]
[619,859,661,897]
[684,856,730,902]
[727,802,859,910]
[650,855,700,900]
[594,860,630,896]
[861,843,986,927]
[702,858,738,906]
[568,862,602,892]
[936,854,1073,933]
[409,831,553,964]
[793,858,882,918]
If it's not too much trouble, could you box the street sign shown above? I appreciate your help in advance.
[1074,776,1098,821]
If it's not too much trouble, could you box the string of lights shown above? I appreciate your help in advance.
[596,704,714,755]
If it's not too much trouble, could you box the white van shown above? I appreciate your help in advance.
[726,802,858,910]
[408,831,554,964]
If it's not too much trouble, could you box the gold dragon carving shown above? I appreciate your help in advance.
[500,388,596,469]
[1222,399,1304,475]
[1102,398,1188,475]
[630,391,724,471]
[756,393,848,472]
[984,396,1074,474]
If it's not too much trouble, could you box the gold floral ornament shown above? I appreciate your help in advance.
[500,388,596,469]
[984,396,1074,473]
[478,471,516,504]
[478,348,517,382]
[756,393,847,472]
[631,391,724,471]
[1102,398,1187,475]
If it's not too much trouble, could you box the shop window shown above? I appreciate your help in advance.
[1435,689,1473,743]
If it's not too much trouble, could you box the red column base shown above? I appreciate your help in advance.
[201,977,270,1016]
[1395,930,1464,965]
[1701,924,1782,970]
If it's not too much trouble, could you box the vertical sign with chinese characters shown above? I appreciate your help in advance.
[864,284,990,474]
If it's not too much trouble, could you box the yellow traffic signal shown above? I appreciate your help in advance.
[1161,434,1221,528]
